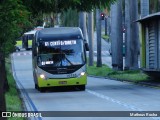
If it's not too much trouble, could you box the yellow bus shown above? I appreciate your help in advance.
[22,30,36,50]
[32,27,89,92]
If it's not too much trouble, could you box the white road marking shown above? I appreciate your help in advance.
[86,89,142,111]
[86,89,160,120]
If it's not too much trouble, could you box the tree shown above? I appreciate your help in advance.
[124,0,131,70]
[23,0,115,14]
[111,0,123,70]
[96,9,102,67]
[79,12,88,40]
[104,17,108,36]
[0,0,30,114]
[23,0,115,27]
[88,11,94,66]
[60,9,79,27]
[125,0,139,70]
[0,0,116,114]
[141,0,149,18]
[0,53,6,120]
[150,0,160,14]
[104,9,110,36]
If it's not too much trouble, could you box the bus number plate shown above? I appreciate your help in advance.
[67,74,77,78]
[59,81,67,85]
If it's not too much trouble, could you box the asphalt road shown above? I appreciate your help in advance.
[11,50,160,120]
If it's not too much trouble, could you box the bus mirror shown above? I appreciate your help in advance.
[84,39,89,51]
[85,43,89,51]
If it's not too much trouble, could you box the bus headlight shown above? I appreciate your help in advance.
[80,72,85,76]
[40,74,45,79]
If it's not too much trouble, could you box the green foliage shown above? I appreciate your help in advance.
[5,59,25,120]
[70,0,116,11]
[87,63,149,82]
[102,34,109,40]
[60,8,79,27]
[22,0,116,31]
[0,0,116,55]
[30,13,44,27]
[107,70,149,82]
[23,0,116,14]
[0,0,31,55]
[87,63,113,77]
[149,0,160,13]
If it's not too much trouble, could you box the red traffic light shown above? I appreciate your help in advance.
[100,13,105,20]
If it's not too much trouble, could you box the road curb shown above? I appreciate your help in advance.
[11,53,42,120]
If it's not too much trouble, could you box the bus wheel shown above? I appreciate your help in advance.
[38,87,45,93]
[35,84,38,89]
[78,85,85,91]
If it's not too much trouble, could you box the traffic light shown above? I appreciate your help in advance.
[101,13,105,20]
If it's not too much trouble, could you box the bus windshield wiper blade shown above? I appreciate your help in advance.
[65,55,73,65]
[62,53,73,65]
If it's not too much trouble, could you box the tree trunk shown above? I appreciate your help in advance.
[107,16,111,40]
[158,0,160,12]
[50,13,54,27]
[125,0,139,70]
[96,9,102,67]
[111,0,123,71]
[150,0,158,14]
[141,0,149,18]
[0,52,7,119]
[79,12,88,40]
[1,50,9,92]
[88,11,94,66]
[3,60,9,92]
[104,17,107,35]
[130,0,139,70]
[124,0,131,70]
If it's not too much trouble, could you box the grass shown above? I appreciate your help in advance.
[5,58,26,120]
[87,62,149,83]
[101,34,110,42]
[107,70,149,82]
[87,63,112,77]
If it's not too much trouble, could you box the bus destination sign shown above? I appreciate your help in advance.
[45,40,76,47]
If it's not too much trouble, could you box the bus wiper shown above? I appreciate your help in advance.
[63,53,73,65]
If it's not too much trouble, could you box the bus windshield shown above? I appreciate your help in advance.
[37,39,85,67]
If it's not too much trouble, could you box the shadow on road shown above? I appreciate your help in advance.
[23,86,85,93]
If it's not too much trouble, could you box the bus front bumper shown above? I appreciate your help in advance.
[37,74,87,87]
